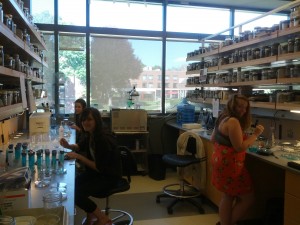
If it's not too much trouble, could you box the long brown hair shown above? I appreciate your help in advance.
[217,94,251,131]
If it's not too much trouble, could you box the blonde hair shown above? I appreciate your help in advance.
[217,94,251,131]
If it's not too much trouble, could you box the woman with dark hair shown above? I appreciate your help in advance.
[60,107,121,225]
[211,94,264,225]
[70,98,87,143]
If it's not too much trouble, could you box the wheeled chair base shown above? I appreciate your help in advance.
[156,182,205,215]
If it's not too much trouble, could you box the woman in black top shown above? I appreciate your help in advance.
[60,107,121,225]
[70,98,87,143]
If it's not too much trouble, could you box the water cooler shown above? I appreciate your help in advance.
[176,98,195,125]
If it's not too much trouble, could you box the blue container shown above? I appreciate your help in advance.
[177,98,195,125]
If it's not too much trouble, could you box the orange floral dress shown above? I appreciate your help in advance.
[211,128,253,196]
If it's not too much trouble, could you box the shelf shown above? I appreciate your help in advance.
[276,102,300,110]
[0,23,47,67]
[219,56,277,70]
[0,103,25,121]
[186,78,277,88]
[114,131,149,135]
[186,26,300,62]
[0,65,24,79]
[186,97,227,105]
[3,0,47,50]
[131,149,147,153]
[250,101,275,109]
[219,32,278,54]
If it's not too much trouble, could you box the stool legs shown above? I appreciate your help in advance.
[156,180,205,215]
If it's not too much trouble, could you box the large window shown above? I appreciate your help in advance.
[32,0,54,24]
[58,34,86,115]
[58,0,86,26]
[90,0,162,31]
[90,36,162,112]
[167,5,230,34]
[32,0,288,115]
[39,33,55,106]
[165,40,200,112]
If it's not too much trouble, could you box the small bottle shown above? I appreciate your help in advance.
[59,122,64,139]
[45,149,50,172]
[14,142,22,161]
[58,150,65,174]
[21,150,27,167]
[36,150,42,171]
[6,144,13,167]
[28,150,35,173]
[51,150,57,172]
[22,142,28,153]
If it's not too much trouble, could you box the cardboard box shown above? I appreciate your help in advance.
[0,188,30,212]
[29,112,51,134]
[0,167,31,212]
[111,109,147,132]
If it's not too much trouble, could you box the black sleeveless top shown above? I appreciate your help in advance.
[214,127,233,147]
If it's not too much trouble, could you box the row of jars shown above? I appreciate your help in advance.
[186,89,236,100]
[0,1,45,54]
[187,65,300,85]
[0,46,43,79]
[186,88,300,104]
[186,21,293,58]
[0,89,21,107]
[187,38,300,70]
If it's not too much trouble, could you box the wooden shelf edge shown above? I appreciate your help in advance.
[0,103,25,121]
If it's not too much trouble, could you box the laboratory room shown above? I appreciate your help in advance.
[1,0,300,224]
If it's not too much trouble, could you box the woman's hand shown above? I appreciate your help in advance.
[70,124,80,132]
[60,138,70,149]
[65,152,81,160]
[254,124,264,136]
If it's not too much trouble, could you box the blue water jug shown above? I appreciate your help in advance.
[176,98,195,125]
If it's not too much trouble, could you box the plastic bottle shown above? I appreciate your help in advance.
[50,112,56,129]
[14,143,22,161]
[59,122,64,139]
[51,150,57,173]
[21,150,27,167]
[36,150,42,171]
[176,98,195,125]
[6,144,13,167]
[58,150,65,174]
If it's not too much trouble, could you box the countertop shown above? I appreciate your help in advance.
[166,121,300,175]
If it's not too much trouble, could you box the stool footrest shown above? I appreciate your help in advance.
[163,183,201,198]
[102,209,133,225]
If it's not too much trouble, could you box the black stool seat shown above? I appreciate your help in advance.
[96,178,130,198]
[163,154,201,167]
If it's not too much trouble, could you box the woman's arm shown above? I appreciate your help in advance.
[65,152,98,171]
[228,118,264,152]
[60,138,80,152]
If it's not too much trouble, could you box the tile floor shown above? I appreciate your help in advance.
[74,169,220,225]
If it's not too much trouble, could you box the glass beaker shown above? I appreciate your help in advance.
[43,192,62,215]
